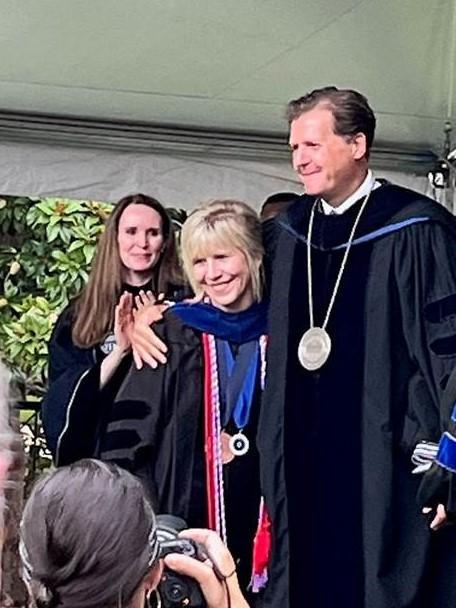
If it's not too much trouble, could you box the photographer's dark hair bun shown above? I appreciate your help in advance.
[20,460,159,608]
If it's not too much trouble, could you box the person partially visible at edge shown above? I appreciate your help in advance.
[98,200,269,599]
[20,459,250,608]
[259,192,299,222]
[0,361,14,509]
[0,360,18,600]
[259,192,299,292]
[41,193,185,466]
[257,87,456,608]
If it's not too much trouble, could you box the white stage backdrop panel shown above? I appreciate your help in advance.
[0,141,432,210]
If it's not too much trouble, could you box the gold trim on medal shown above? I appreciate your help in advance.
[298,327,332,371]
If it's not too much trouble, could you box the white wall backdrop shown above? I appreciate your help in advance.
[0,140,434,210]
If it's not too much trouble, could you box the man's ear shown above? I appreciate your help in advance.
[144,560,164,594]
[351,132,367,160]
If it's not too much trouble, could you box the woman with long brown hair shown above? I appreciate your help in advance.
[42,193,184,466]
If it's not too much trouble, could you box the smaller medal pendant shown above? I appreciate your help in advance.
[229,431,250,457]
[298,327,332,371]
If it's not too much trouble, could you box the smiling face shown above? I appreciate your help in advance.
[117,204,164,285]
[289,104,368,206]
[192,246,254,313]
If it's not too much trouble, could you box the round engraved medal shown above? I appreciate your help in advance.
[297,327,332,371]
[229,432,250,457]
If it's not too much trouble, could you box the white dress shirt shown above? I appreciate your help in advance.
[321,170,380,215]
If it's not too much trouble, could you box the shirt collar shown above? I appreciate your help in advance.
[321,170,379,215]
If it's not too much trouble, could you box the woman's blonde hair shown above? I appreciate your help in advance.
[72,194,182,348]
[181,199,264,302]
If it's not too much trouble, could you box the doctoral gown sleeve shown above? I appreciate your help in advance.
[418,367,456,512]
[392,219,456,513]
[99,313,202,509]
[41,307,106,465]
[99,353,167,507]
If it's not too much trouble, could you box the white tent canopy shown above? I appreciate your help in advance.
[0,0,453,206]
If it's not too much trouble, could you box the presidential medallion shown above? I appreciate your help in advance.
[301,189,373,372]
[297,327,332,371]
[229,431,250,457]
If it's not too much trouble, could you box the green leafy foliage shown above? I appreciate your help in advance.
[0,197,113,398]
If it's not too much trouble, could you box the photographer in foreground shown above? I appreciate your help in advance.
[19,459,249,608]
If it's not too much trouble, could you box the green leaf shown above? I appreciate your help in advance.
[35,201,55,216]
[48,214,62,227]
[50,250,67,262]
[68,240,85,252]
[60,226,73,244]
[83,244,95,264]
[46,223,60,243]
[9,342,22,358]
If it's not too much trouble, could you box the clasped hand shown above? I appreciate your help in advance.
[114,290,169,367]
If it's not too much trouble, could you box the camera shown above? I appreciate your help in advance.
[148,515,208,608]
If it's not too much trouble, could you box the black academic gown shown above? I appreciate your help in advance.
[41,282,185,465]
[258,183,456,608]
[98,310,262,590]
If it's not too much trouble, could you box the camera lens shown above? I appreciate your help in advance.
[166,582,187,602]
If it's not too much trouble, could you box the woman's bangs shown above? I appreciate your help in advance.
[189,221,239,262]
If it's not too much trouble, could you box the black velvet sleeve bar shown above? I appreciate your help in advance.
[99,311,204,517]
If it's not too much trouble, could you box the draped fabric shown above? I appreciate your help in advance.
[259,183,456,608]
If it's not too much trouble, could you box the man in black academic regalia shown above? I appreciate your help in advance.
[258,87,456,608]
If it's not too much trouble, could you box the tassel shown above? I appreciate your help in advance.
[249,498,272,593]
